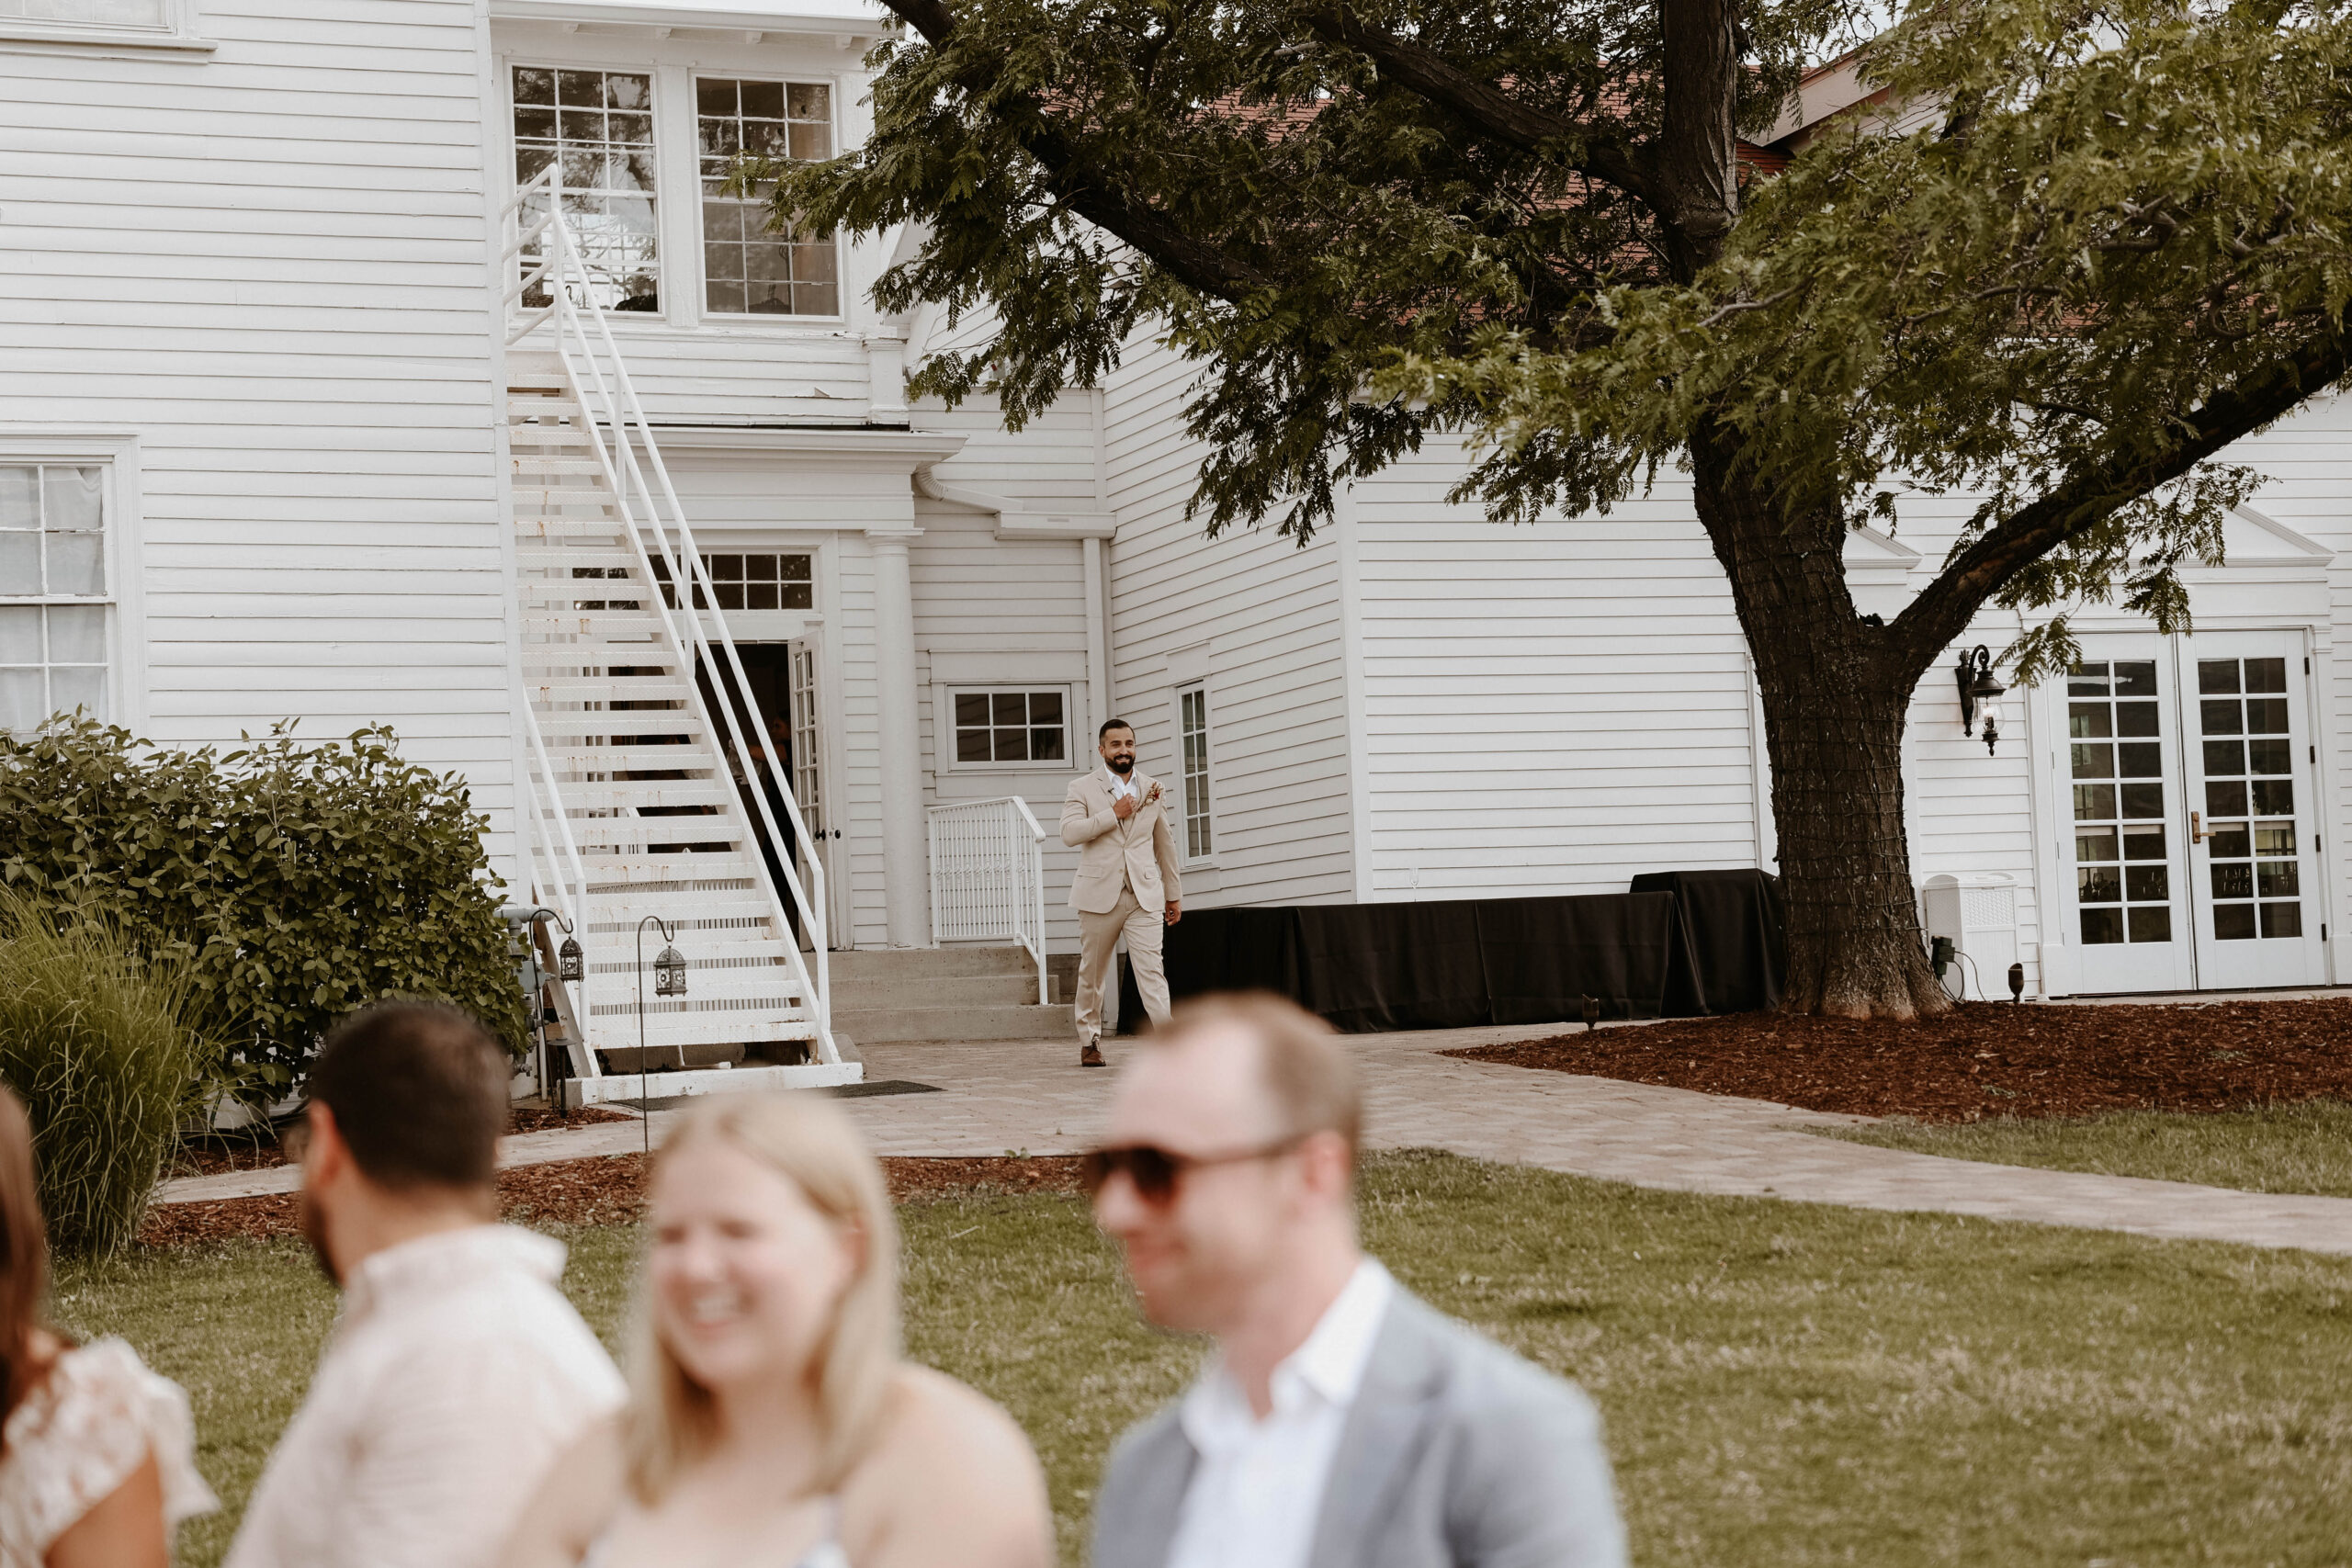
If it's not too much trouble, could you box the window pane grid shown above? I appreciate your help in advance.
[513,67,659,314]
[952,690,1065,765]
[0,464,108,735]
[1180,686,1212,860]
[2066,660,2167,945]
[695,78,838,316]
[2198,656,2300,942]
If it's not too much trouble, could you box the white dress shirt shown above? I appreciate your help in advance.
[1106,767,1140,806]
[225,1224,627,1568]
[1165,1258,1396,1568]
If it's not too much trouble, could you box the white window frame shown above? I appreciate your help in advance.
[503,59,665,319]
[0,0,210,54]
[688,73,847,324]
[942,683,1077,773]
[1175,681,1216,866]
[0,433,146,734]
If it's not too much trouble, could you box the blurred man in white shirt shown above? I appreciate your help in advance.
[225,1002,625,1568]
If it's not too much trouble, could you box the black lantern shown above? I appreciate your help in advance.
[654,943,687,998]
[1956,645,2007,754]
[558,934,585,984]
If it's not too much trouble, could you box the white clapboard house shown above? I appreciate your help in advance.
[5,2,2348,1100]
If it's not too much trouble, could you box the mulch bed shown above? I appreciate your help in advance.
[137,1154,1088,1249]
[165,1107,636,1179]
[1450,997,2352,1122]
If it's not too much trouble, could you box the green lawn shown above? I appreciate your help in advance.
[55,1152,2352,1568]
[1824,1100,2352,1199]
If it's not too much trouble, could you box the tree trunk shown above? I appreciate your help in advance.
[1690,435,1952,1020]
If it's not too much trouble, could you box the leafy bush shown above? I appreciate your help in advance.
[0,897,218,1256]
[0,718,526,1088]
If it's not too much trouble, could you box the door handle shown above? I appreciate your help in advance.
[2191,811,2211,843]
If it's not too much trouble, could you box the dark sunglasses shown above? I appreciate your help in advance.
[1080,1134,1309,1205]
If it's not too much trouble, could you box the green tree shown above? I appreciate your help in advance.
[757,0,2352,1016]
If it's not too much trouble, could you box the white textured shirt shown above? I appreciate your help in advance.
[1165,1259,1396,1568]
[224,1224,627,1568]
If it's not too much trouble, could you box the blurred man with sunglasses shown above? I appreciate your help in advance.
[1085,992,1626,1568]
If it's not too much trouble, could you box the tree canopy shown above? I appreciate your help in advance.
[761,0,2350,683]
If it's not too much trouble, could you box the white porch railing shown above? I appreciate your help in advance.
[927,797,1049,1005]
[500,162,837,1062]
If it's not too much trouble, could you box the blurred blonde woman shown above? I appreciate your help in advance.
[501,1094,1051,1568]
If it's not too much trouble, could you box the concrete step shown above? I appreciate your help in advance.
[830,944,1045,982]
[831,972,1043,1010]
[831,1002,1068,1043]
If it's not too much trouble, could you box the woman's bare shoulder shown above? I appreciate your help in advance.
[843,1367,1050,1567]
[873,1366,1038,1471]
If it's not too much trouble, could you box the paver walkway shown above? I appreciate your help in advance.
[156,1022,2352,1257]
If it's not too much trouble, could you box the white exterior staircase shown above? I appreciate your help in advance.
[502,166,854,1103]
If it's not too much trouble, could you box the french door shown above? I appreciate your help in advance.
[2061,631,2326,992]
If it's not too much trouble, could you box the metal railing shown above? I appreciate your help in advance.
[520,701,599,1080]
[501,164,837,1062]
[927,796,1049,1005]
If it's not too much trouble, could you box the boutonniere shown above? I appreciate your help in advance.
[1144,783,1164,805]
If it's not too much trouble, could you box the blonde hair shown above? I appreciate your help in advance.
[623,1092,901,1505]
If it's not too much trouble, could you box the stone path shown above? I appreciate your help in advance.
[155,1022,2352,1257]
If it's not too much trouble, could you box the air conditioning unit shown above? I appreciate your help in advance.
[1919,872,2020,1000]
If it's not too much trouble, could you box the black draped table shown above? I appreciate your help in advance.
[1118,868,1785,1033]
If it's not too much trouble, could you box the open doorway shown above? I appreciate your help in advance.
[698,644,823,947]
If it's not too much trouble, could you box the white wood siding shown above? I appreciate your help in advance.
[0,0,516,864]
[1351,440,1763,901]
[1101,339,1355,908]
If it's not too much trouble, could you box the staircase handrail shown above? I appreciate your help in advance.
[503,165,835,1058]
[519,699,600,1078]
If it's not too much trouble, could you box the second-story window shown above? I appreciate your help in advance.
[696,79,839,317]
[513,67,659,312]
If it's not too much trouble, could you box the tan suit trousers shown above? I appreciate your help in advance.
[1075,883,1170,1044]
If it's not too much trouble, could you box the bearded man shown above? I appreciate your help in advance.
[1060,718,1182,1067]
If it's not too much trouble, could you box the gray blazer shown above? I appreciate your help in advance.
[1091,1290,1628,1568]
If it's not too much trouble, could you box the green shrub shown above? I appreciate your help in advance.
[0,718,527,1089]
[0,897,218,1256]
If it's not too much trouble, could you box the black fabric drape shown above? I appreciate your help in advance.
[1628,868,1787,1015]
[1117,889,1697,1033]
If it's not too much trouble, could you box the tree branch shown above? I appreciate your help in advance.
[1887,311,2352,668]
[1292,4,1657,206]
[873,0,1275,300]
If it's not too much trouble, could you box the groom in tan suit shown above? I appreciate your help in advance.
[1061,718,1182,1067]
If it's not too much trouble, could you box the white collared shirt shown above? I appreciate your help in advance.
[1165,1258,1396,1568]
[224,1224,627,1568]
[1106,767,1140,806]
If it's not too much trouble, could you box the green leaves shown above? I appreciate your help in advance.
[0,718,527,1088]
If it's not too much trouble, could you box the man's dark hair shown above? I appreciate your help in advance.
[305,1001,509,1191]
[1099,718,1134,741]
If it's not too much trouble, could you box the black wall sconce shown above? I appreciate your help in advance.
[1956,646,2007,754]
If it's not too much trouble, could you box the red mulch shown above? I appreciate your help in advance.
[165,1107,636,1179]
[1450,998,2352,1122]
[136,1155,1087,1249]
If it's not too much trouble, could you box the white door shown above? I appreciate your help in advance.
[787,637,836,942]
[2057,632,2329,993]
[2182,635,2327,988]
[2064,645,2196,992]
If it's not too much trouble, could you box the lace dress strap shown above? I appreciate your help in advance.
[0,1337,217,1567]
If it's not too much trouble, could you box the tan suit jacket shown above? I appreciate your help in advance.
[1061,767,1183,915]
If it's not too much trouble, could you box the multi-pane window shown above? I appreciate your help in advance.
[0,466,108,734]
[2068,660,2167,945]
[696,79,839,316]
[513,67,659,312]
[953,691,1065,764]
[707,553,812,611]
[1180,685,1213,860]
[2199,657,2301,941]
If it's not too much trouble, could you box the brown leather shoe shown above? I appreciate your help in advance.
[1080,1043,1107,1068]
